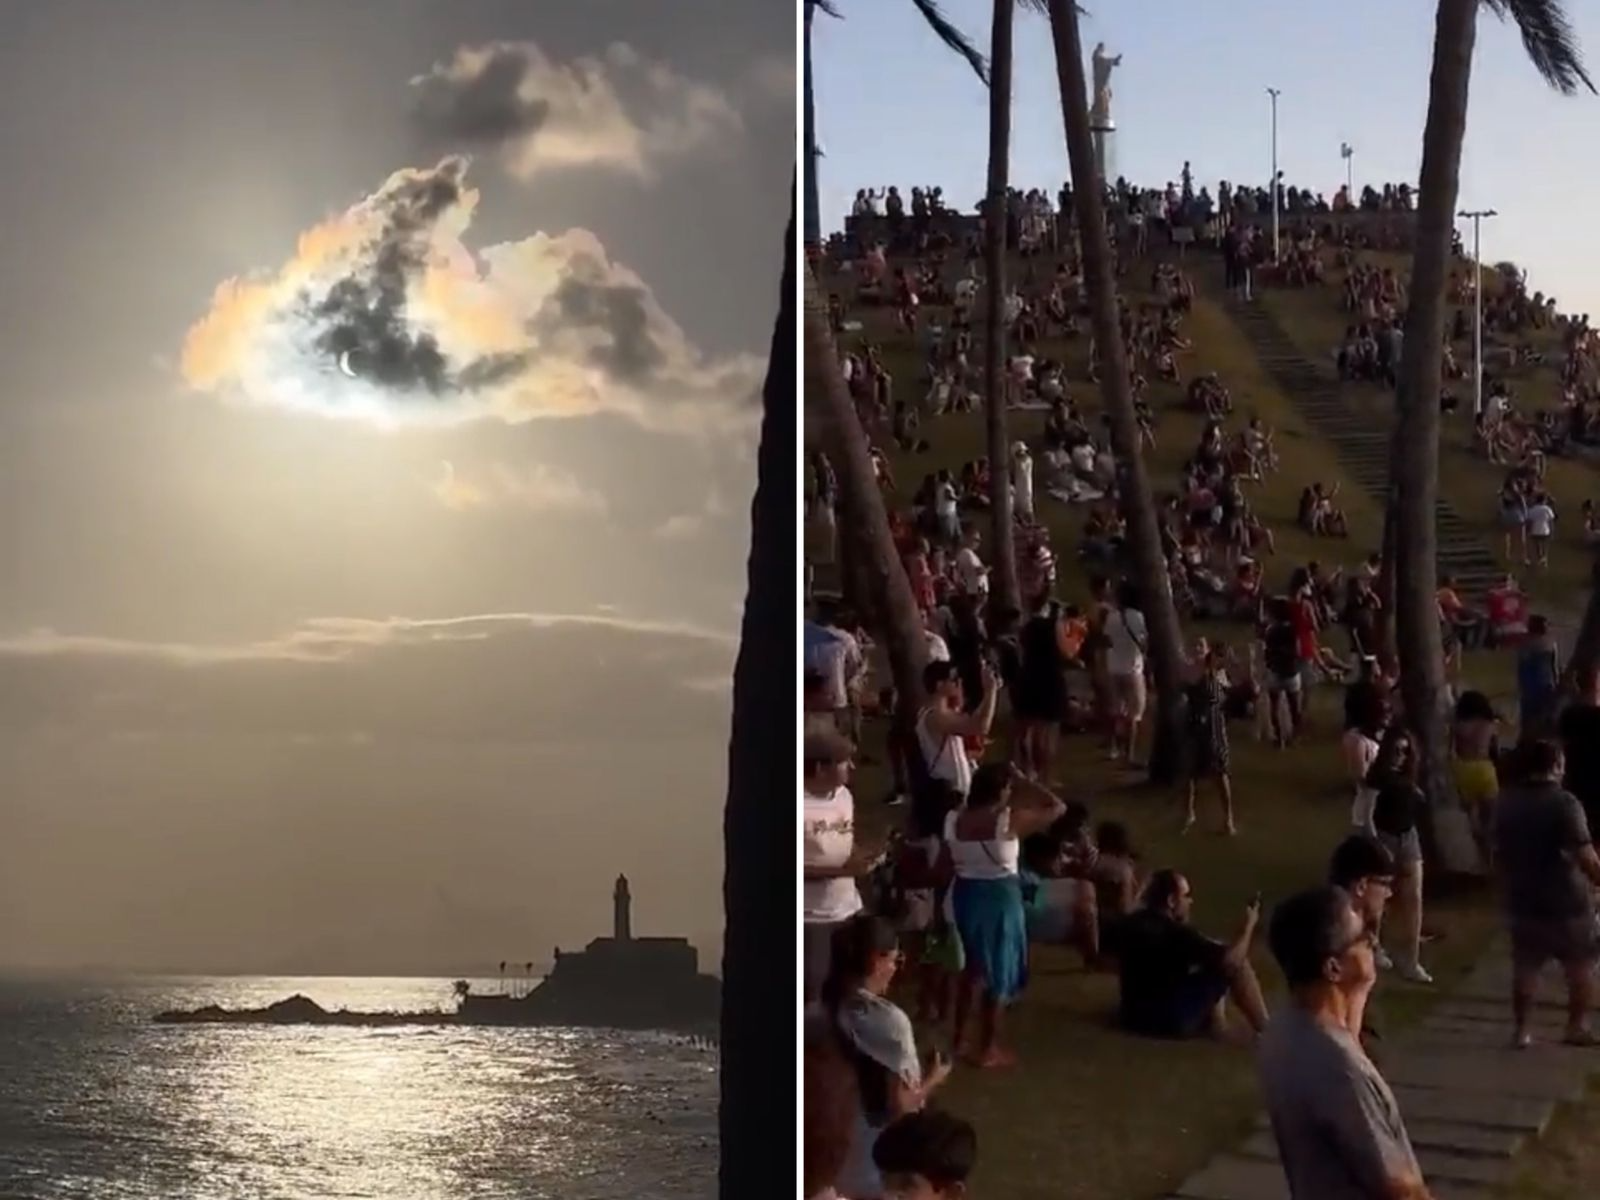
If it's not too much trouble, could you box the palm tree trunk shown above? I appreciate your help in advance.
[719,196,797,1197]
[803,1,823,248]
[1394,0,1477,874]
[1046,0,1187,783]
[982,0,1020,613]
[805,267,929,721]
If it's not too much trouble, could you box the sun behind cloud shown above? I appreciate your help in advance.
[179,157,762,434]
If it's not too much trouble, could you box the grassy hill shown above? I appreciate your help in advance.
[809,223,1524,1199]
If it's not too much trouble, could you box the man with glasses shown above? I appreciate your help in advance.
[1259,886,1429,1200]
[1329,834,1397,1050]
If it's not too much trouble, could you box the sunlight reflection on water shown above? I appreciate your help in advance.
[0,976,717,1199]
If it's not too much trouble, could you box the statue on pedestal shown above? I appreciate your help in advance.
[1091,42,1121,129]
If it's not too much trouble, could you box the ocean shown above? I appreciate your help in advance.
[0,975,718,1200]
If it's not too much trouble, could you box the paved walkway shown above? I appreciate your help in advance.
[1164,949,1599,1199]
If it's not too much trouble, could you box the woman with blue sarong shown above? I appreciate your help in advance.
[944,762,1065,1068]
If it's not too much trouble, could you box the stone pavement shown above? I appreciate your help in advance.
[1163,948,1600,1199]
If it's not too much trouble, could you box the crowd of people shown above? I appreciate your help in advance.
[805,171,1600,1200]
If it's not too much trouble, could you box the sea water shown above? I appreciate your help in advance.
[0,975,717,1199]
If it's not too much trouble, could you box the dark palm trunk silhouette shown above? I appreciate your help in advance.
[719,192,796,1198]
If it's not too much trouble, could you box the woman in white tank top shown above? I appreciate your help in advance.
[916,660,999,796]
[945,762,1065,1069]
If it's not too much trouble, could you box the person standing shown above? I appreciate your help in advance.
[803,731,878,1004]
[1259,887,1429,1199]
[1104,583,1150,766]
[1181,639,1235,836]
[1517,615,1561,737]
[1559,664,1600,836]
[1493,738,1600,1048]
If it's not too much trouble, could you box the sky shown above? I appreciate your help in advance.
[814,0,1600,317]
[0,0,792,976]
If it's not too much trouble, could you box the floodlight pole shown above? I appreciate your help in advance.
[1458,207,1498,416]
[1267,88,1281,262]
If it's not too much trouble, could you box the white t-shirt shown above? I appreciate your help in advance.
[1070,443,1097,475]
[934,482,958,521]
[803,786,863,924]
[924,631,951,662]
[1105,607,1148,676]
[954,278,977,307]
[916,707,973,796]
[1527,503,1555,538]
[954,546,988,596]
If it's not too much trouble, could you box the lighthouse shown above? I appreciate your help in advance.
[613,874,632,942]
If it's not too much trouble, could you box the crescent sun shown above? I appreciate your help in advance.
[338,350,357,379]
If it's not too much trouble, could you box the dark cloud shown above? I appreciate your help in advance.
[412,44,551,144]
[543,278,663,382]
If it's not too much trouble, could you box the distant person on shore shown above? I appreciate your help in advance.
[1559,664,1600,836]
[1493,738,1600,1049]
[804,731,878,1003]
[821,914,952,1199]
[872,1109,978,1200]
[1259,887,1429,1199]
[1114,869,1269,1041]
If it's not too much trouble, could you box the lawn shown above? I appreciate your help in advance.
[1258,250,1600,620]
[813,244,1509,1199]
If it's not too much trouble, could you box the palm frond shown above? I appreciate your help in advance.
[1017,0,1051,14]
[1484,0,1595,94]
[907,0,990,84]
[813,0,842,18]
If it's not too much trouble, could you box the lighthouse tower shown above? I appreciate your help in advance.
[613,875,633,942]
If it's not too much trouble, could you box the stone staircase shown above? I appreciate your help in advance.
[1165,949,1598,1199]
[1209,281,1502,600]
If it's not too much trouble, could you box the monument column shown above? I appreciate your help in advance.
[613,875,632,941]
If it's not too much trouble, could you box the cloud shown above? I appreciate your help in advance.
[431,460,607,515]
[653,482,731,541]
[0,612,734,745]
[179,157,763,433]
[746,55,796,102]
[0,611,734,666]
[410,42,742,181]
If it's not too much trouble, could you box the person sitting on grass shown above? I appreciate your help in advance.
[1089,821,1141,954]
[1114,868,1269,1042]
[1018,830,1100,967]
[945,763,1066,1068]
[1258,887,1428,1200]
[821,914,953,1200]
[872,1109,978,1200]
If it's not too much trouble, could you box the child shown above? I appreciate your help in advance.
[871,1110,978,1200]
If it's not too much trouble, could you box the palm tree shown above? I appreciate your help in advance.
[1568,558,1600,683]
[720,194,797,1200]
[980,1,1048,615]
[1391,0,1590,868]
[1046,1,1188,782]
[806,266,930,720]
[803,0,988,250]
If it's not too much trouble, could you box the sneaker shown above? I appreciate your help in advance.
[1397,962,1433,985]
[1375,947,1394,971]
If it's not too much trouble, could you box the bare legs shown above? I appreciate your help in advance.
[952,968,1012,1068]
[1389,861,1426,979]
[1183,772,1236,836]
[1209,958,1270,1040]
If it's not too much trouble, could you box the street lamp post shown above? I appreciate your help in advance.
[1340,142,1354,205]
[1267,88,1281,262]
[1457,207,1498,417]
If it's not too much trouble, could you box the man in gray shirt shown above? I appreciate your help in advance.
[1258,886,1430,1199]
[1493,737,1600,1048]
